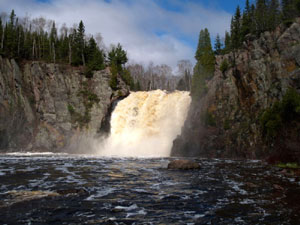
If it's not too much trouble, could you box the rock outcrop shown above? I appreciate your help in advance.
[0,58,129,153]
[167,159,201,170]
[172,19,300,162]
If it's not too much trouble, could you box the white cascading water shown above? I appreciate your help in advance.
[97,90,191,157]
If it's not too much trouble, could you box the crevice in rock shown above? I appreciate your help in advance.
[98,95,128,136]
[0,129,8,149]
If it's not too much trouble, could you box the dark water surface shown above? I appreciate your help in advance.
[0,153,300,224]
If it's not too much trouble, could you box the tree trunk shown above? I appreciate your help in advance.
[32,39,35,59]
[38,38,41,59]
[49,39,52,56]
[68,40,72,65]
[52,42,56,63]
[17,29,21,56]
[81,51,85,66]
[1,30,4,50]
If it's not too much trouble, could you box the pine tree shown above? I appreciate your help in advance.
[267,0,280,31]
[108,43,133,89]
[5,10,17,57]
[223,31,231,54]
[282,0,300,24]
[85,36,105,78]
[255,0,268,36]
[214,34,223,55]
[250,4,256,34]
[231,6,242,49]
[241,0,252,41]
[78,21,85,66]
[191,28,215,98]
[108,43,128,69]
[72,21,85,66]
[297,0,300,13]
[50,21,57,62]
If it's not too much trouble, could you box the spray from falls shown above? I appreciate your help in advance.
[98,90,191,157]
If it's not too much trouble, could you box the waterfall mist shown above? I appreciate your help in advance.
[97,90,191,157]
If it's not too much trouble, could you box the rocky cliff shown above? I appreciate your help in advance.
[172,19,300,162]
[0,57,129,153]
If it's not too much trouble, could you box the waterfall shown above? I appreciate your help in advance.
[98,90,191,157]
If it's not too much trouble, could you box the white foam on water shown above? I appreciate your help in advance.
[226,180,248,195]
[240,198,256,204]
[126,209,147,218]
[115,204,139,211]
[194,214,205,219]
[4,152,67,156]
[85,187,117,201]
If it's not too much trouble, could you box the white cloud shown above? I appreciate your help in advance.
[0,0,232,70]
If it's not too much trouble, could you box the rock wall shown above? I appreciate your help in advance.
[172,19,300,161]
[0,57,129,152]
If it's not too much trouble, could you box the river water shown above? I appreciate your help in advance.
[0,153,300,224]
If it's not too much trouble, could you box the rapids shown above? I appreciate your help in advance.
[0,153,300,224]
[98,90,191,157]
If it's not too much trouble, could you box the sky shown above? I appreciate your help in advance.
[0,0,247,70]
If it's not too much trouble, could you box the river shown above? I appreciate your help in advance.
[0,153,299,224]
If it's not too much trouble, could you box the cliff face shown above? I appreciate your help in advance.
[0,57,129,152]
[172,19,300,162]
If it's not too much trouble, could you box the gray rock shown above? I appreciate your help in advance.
[172,19,300,159]
[0,58,129,153]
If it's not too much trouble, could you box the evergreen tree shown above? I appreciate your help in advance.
[297,0,300,13]
[0,10,109,69]
[5,10,17,57]
[57,34,69,63]
[107,43,135,90]
[231,6,242,49]
[72,21,85,66]
[223,31,231,54]
[250,4,256,34]
[255,0,268,36]
[214,34,223,55]
[15,22,24,58]
[268,0,281,30]
[108,43,128,69]
[282,0,300,24]
[241,0,252,40]
[50,21,57,62]
[191,28,215,98]
[122,69,134,89]
[85,36,105,78]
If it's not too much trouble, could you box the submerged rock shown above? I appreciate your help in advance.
[167,159,201,170]
[0,190,59,208]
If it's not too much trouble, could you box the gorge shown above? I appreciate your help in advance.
[1,0,300,223]
[1,19,300,161]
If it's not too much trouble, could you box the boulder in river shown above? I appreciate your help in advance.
[167,159,201,170]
